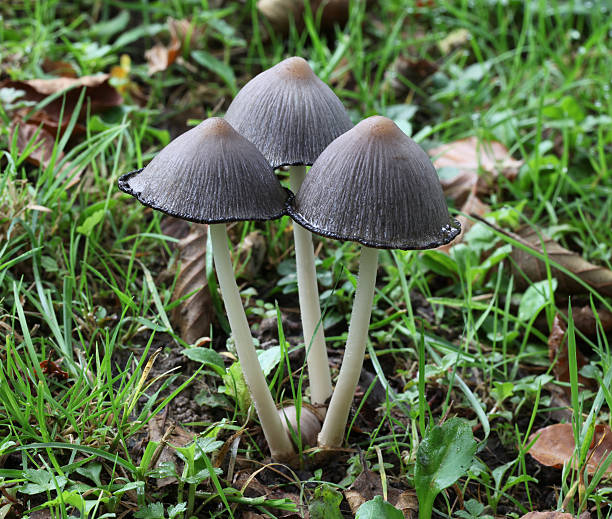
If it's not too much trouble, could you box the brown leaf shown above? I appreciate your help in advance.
[345,469,416,518]
[11,122,64,169]
[145,18,198,75]
[148,413,195,487]
[429,137,523,204]
[1,74,122,120]
[165,222,213,344]
[529,423,612,475]
[41,58,77,78]
[547,314,596,396]
[40,358,68,379]
[511,226,612,297]
[572,305,612,336]
[437,189,490,253]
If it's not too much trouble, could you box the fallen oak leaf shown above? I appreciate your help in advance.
[528,423,612,475]
[429,136,523,204]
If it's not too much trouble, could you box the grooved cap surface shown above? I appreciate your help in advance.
[287,116,460,250]
[118,118,289,223]
[225,57,353,168]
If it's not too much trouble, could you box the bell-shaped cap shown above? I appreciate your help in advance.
[287,116,460,250]
[118,118,289,223]
[224,57,353,168]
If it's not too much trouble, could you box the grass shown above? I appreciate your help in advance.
[1,0,612,517]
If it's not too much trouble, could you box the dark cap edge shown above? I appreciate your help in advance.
[118,168,292,224]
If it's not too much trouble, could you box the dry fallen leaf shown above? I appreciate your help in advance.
[511,226,612,297]
[11,121,64,169]
[429,137,523,204]
[162,221,213,345]
[145,18,199,75]
[345,469,417,518]
[548,314,596,397]
[1,74,122,120]
[529,423,612,475]
[571,305,612,336]
[148,413,195,487]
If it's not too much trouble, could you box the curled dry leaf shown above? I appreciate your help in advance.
[571,305,612,336]
[529,423,612,475]
[520,513,580,519]
[1,74,122,120]
[145,18,199,75]
[163,221,213,345]
[548,314,596,396]
[511,226,612,297]
[429,136,523,204]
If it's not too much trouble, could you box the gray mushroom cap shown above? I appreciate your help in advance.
[224,56,353,168]
[118,118,289,223]
[287,116,461,250]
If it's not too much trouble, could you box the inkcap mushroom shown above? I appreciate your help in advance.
[225,56,354,408]
[286,115,460,448]
[118,117,297,462]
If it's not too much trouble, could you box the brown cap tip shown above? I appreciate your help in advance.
[225,57,353,168]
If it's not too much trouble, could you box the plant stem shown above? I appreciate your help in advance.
[209,223,295,461]
[318,246,379,448]
[289,165,332,407]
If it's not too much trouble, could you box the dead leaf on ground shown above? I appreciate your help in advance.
[529,423,612,475]
[1,74,122,120]
[145,18,199,75]
[571,305,612,336]
[429,137,523,204]
[437,188,490,253]
[41,58,77,78]
[548,315,596,397]
[385,55,438,100]
[510,226,612,297]
[11,122,64,169]
[345,468,417,518]
[40,358,68,380]
[148,413,195,487]
[162,220,213,345]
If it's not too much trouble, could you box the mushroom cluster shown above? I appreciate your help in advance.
[118,57,459,464]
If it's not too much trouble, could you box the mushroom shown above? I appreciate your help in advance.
[225,56,353,408]
[118,117,296,462]
[286,116,461,448]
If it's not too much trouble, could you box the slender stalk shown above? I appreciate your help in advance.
[289,165,333,407]
[318,246,379,448]
[209,223,295,461]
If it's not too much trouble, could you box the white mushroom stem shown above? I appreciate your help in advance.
[209,223,295,461]
[318,246,379,449]
[289,165,333,407]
